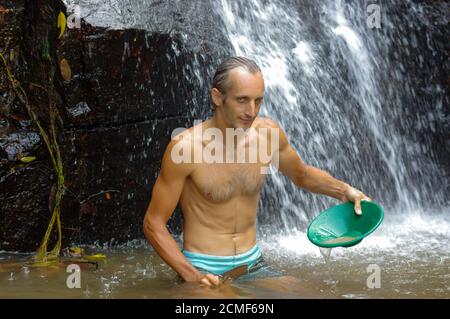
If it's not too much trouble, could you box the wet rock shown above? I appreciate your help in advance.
[67,101,91,118]
[0,0,223,251]
[0,132,40,161]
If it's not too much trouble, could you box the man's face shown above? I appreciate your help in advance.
[214,68,265,129]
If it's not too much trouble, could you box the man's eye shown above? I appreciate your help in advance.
[237,98,246,103]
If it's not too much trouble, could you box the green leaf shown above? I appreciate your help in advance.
[84,253,107,261]
[20,156,36,163]
[28,260,57,268]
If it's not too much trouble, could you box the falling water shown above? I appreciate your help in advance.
[212,1,449,295]
[319,247,333,264]
[214,0,448,235]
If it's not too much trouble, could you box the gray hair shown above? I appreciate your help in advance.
[212,56,261,97]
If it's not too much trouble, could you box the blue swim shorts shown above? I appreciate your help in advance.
[182,244,284,280]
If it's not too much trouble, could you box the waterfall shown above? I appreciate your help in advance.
[213,0,448,234]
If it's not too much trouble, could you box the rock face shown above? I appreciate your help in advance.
[0,0,229,251]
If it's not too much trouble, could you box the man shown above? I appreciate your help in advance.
[143,57,370,287]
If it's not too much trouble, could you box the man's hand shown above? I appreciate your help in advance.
[343,186,371,216]
[199,273,221,287]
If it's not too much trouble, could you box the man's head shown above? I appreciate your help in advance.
[211,57,264,129]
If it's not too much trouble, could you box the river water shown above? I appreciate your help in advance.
[1,211,449,298]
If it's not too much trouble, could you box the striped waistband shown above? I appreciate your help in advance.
[182,244,262,275]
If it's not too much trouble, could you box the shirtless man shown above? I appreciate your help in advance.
[143,57,370,287]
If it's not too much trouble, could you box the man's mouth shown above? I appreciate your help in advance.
[239,117,253,124]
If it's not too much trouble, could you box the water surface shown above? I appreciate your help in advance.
[1,211,448,299]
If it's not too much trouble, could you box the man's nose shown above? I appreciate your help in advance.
[245,101,257,118]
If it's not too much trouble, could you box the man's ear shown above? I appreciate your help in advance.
[211,88,223,108]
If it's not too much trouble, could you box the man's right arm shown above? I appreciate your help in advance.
[143,137,219,286]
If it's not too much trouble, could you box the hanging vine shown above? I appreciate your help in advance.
[0,37,65,265]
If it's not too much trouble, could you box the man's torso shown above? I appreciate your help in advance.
[179,117,276,255]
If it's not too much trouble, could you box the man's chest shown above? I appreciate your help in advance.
[189,163,267,203]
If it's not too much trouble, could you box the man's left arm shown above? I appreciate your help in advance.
[268,119,371,215]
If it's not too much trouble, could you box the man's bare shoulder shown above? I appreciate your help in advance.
[164,119,210,169]
[253,117,289,149]
[160,135,195,178]
[253,117,281,129]
[170,119,208,147]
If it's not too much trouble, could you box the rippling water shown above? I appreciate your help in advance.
[1,210,448,299]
